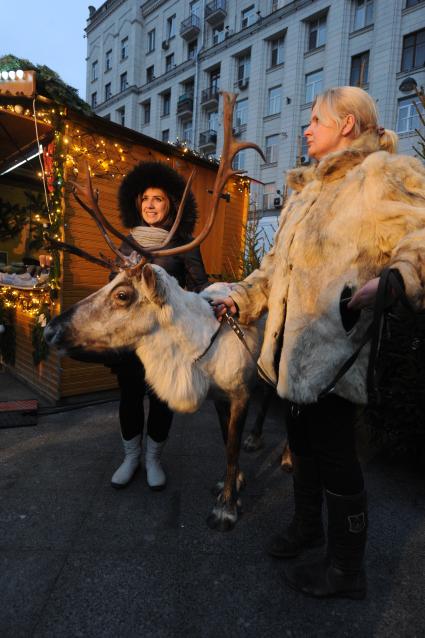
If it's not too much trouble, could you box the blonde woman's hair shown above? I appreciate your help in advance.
[313,86,398,154]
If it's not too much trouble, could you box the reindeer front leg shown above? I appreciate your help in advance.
[207,397,248,531]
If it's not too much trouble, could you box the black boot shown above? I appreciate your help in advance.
[267,455,325,559]
[284,490,367,599]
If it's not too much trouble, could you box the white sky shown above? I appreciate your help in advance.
[0,0,103,100]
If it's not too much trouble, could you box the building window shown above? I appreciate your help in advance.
[350,51,369,87]
[182,120,193,145]
[241,5,256,29]
[162,91,171,116]
[406,0,424,6]
[213,24,225,45]
[237,53,251,83]
[267,86,281,115]
[300,125,309,162]
[105,49,112,71]
[91,92,97,108]
[270,35,285,67]
[263,183,276,210]
[142,100,151,125]
[396,96,424,133]
[401,28,425,72]
[121,37,128,60]
[353,0,373,31]
[233,149,246,170]
[120,72,128,92]
[91,60,98,81]
[166,14,176,39]
[190,0,201,16]
[146,65,155,83]
[235,98,248,126]
[162,129,170,142]
[103,113,111,121]
[265,134,279,164]
[307,15,327,50]
[117,106,125,126]
[188,39,197,59]
[305,69,323,103]
[165,53,175,73]
[148,29,156,52]
[208,110,218,132]
[105,82,112,101]
[209,68,220,90]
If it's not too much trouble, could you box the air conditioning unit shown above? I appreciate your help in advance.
[224,29,233,39]
[273,197,282,208]
[238,79,249,90]
[162,40,170,50]
[241,18,248,28]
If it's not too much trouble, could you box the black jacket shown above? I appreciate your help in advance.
[118,236,208,292]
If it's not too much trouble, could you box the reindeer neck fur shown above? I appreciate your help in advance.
[136,278,219,413]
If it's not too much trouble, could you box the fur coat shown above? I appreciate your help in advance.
[230,132,425,405]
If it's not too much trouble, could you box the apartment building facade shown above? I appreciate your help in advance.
[86,0,425,231]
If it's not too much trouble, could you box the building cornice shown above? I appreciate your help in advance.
[141,0,169,18]
[199,0,324,60]
[85,0,128,34]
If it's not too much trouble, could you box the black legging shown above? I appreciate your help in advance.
[285,394,364,495]
[115,354,173,443]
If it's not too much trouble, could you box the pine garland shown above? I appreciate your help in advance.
[31,304,51,366]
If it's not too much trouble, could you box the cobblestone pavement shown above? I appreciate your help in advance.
[1,372,424,637]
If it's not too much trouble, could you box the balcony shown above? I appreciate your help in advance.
[177,93,194,117]
[205,0,227,26]
[234,78,249,91]
[199,129,217,151]
[180,13,201,40]
[201,86,219,107]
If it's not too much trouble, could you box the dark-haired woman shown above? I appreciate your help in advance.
[111,161,208,491]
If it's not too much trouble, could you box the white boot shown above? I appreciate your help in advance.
[145,435,167,490]
[111,434,141,489]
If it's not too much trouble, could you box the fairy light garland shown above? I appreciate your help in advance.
[0,285,52,317]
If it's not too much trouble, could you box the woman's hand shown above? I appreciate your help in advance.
[347,277,380,310]
[211,296,238,321]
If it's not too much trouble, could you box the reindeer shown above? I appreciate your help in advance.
[44,93,275,531]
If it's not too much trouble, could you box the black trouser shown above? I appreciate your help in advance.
[285,394,364,495]
[115,354,173,443]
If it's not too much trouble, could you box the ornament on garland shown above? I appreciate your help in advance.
[31,303,51,366]
[0,297,16,365]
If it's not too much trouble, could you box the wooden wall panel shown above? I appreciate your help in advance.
[58,117,247,398]
[10,308,61,403]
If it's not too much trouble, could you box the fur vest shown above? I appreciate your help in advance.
[231,132,425,404]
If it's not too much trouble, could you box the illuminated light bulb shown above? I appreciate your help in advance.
[16,69,24,79]
[1,71,9,80]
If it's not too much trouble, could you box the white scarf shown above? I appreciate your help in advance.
[130,226,170,248]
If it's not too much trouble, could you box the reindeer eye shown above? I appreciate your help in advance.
[117,291,128,300]
[112,285,135,306]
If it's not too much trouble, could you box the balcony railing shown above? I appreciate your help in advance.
[199,129,217,148]
[234,77,249,91]
[177,93,194,116]
[201,86,220,106]
[180,13,201,40]
[205,0,227,26]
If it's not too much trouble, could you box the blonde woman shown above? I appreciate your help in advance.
[213,86,425,599]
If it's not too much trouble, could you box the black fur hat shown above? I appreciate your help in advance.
[118,161,198,238]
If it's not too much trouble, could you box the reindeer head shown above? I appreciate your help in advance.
[44,264,174,359]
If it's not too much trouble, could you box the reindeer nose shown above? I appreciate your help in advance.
[44,319,63,346]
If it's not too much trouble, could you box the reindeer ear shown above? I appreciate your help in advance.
[141,264,167,306]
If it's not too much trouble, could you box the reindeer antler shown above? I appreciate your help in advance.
[146,91,266,258]
[50,92,265,271]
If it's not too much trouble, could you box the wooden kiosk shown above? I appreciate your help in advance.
[0,95,249,403]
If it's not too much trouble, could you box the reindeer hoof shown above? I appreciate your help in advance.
[206,504,239,532]
[211,480,224,497]
[243,433,264,452]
